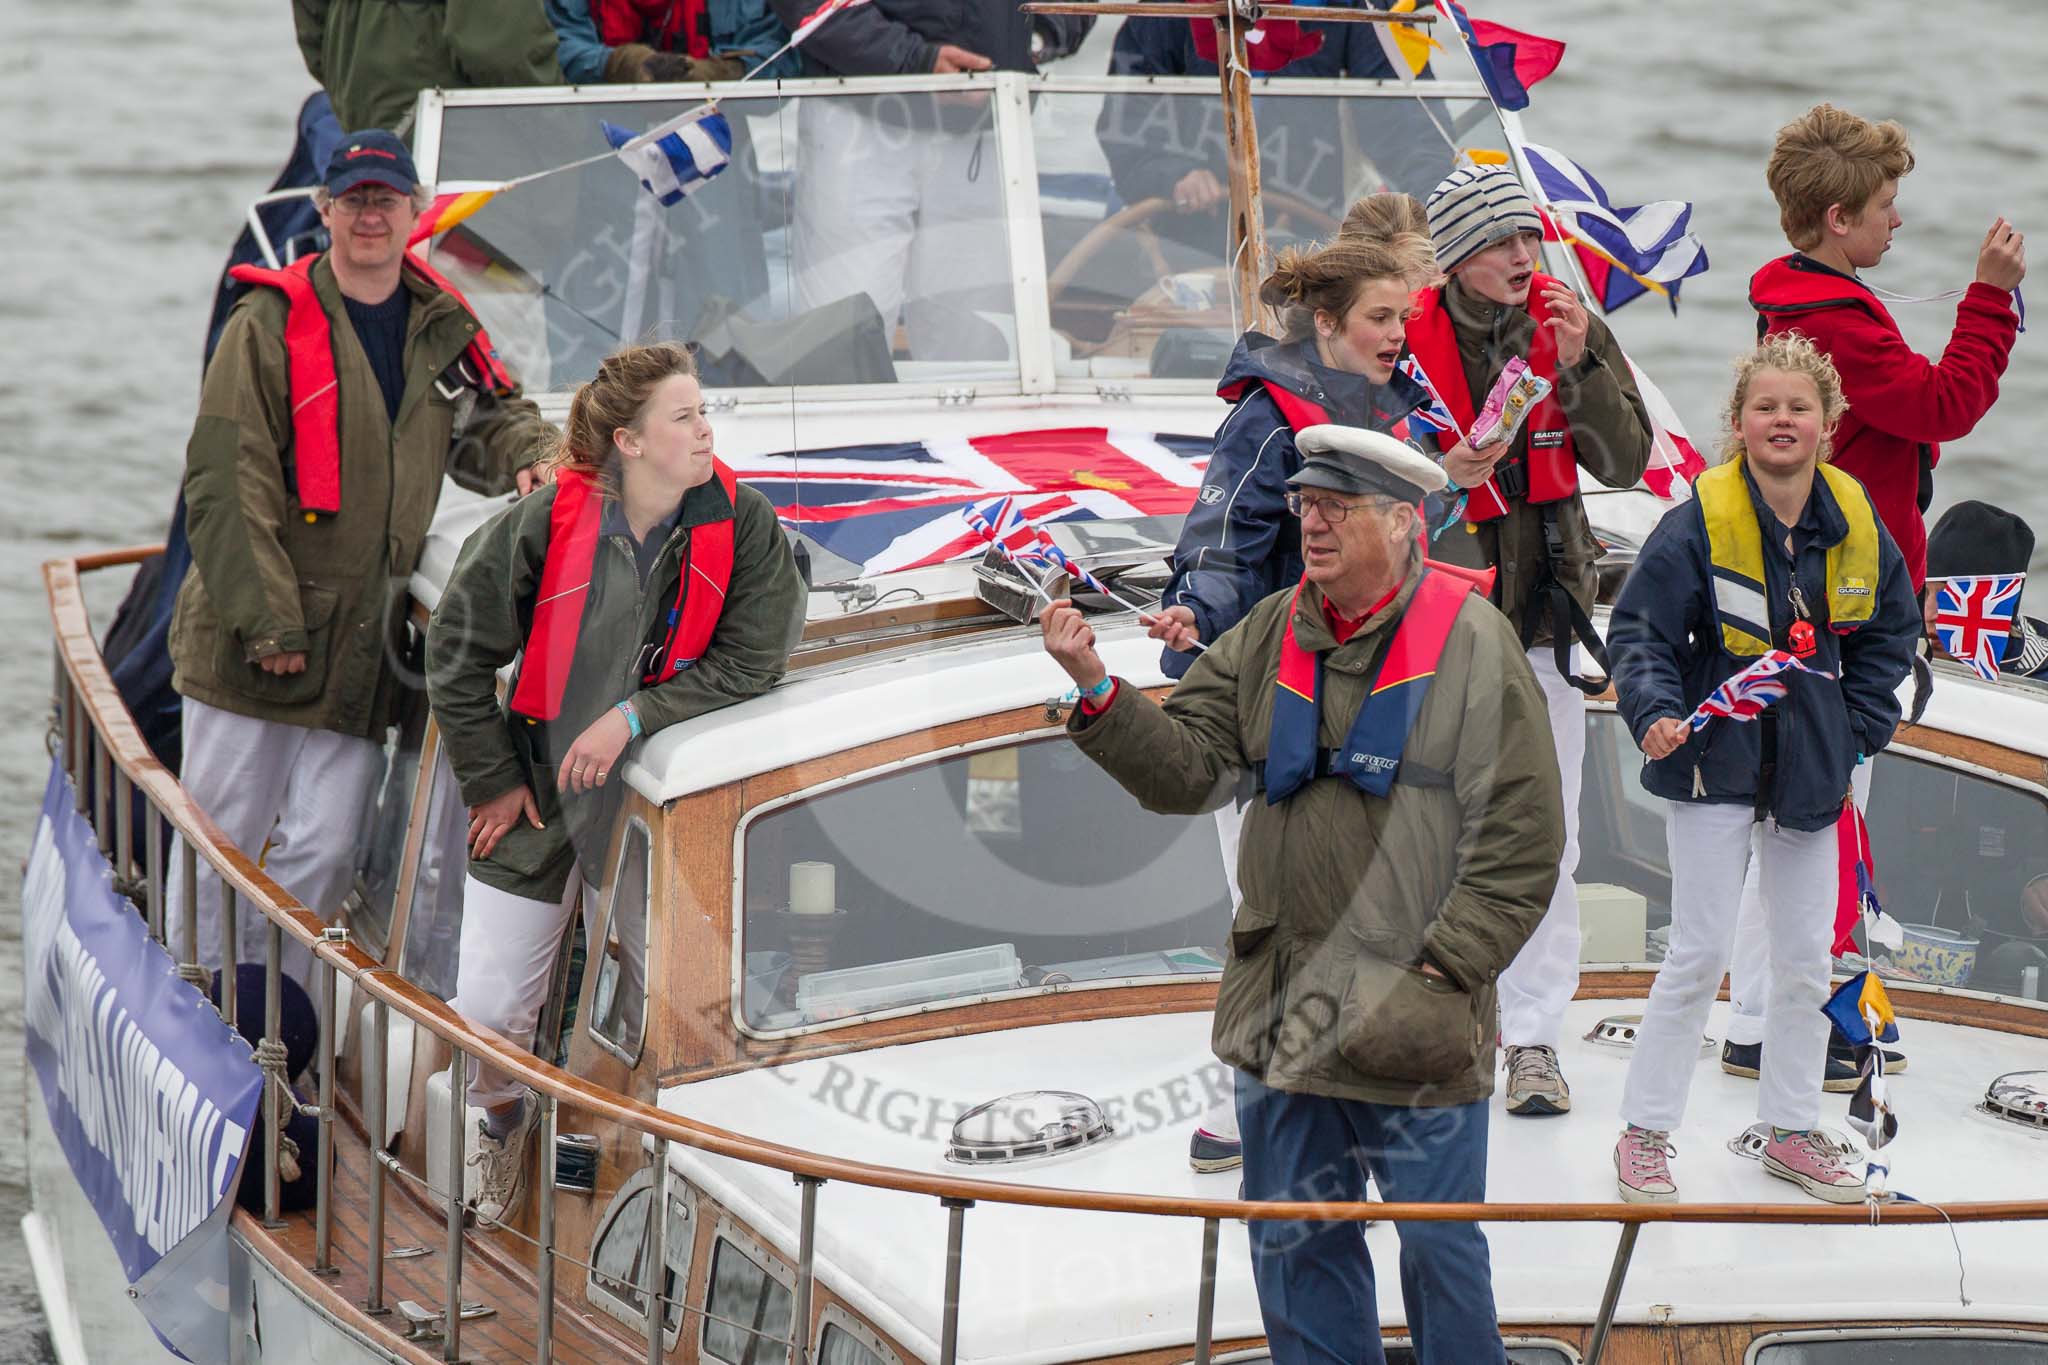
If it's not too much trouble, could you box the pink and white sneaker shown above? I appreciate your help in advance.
[1614,1126,1677,1203]
[1761,1129,1866,1204]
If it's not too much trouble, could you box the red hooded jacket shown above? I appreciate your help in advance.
[1749,254,2018,588]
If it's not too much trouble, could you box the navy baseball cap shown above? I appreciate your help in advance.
[324,130,419,196]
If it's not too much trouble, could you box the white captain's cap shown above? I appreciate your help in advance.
[1289,425,1447,504]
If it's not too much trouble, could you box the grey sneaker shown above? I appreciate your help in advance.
[1188,1128,1243,1173]
[468,1095,539,1227]
[1614,1127,1677,1203]
[1505,1044,1571,1116]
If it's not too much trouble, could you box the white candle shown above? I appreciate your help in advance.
[790,861,836,916]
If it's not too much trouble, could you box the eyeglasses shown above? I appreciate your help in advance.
[1284,490,1397,523]
[331,189,409,217]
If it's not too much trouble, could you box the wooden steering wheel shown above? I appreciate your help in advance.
[1045,190,1345,333]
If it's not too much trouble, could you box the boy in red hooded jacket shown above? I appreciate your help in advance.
[1749,103,2025,589]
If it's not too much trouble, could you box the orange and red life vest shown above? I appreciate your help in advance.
[225,253,515,519]
[1404,273,1578,522]
[507,462,739,723]
[1265,567,1475,803]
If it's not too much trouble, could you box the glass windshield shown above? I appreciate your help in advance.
[1033,87,1502,382]
[740,736,1232,1030]
[432,89,1019,392]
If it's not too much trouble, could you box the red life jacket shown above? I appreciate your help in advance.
[225,254,516,519]
[508,461,740,723]
[1404,275,1578,522]
[1264,568,1475,803]
[593,0,710,58]
[1215,367,1499,597]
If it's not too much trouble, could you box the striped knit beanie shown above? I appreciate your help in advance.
[1425,165,1542,275]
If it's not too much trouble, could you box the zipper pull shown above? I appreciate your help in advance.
[1692,763,1706,798]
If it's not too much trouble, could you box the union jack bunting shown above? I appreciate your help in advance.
[1018,534,1115,598]
[733,428,1209,576]
[1686,650,1835,732]
[1934,574,2025,681]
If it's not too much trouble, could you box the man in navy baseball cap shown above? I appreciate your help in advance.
[323,129,420,196]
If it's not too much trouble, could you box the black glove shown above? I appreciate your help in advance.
[644,51,748,82]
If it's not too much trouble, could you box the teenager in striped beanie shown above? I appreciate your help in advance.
[1425,163,1544,275]
[1411,160,1657,1123]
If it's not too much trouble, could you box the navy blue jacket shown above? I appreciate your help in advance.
[1609,466,1919,831]
[1159,334,1436,679]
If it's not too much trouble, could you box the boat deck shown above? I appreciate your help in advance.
[245,1104,642,1365]
[661,998,2048,1365]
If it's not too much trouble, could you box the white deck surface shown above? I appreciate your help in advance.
[661,999,2048,1364]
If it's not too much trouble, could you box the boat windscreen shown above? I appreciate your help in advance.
[430,89,1022,394]
[739,735,1232,1030]
[1037,87,1506,382]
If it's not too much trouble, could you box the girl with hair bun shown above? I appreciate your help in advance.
[1606,333,1917,1206]
[424,341,805,1226]
[1152,195,1442,1177]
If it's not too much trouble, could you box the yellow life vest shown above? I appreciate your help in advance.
[1694,458,1880,658]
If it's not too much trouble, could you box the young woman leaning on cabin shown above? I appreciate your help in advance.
[424,341,805,1226]
[1606,334,1917,1207]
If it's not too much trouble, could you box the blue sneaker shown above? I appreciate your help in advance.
[1188,1127,1242,1173]
[1721,1039,1862,1093]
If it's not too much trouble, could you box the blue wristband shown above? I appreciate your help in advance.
[1080,675,1115,700]
[615,700,644,739]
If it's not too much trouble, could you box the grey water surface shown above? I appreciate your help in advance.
[0,2,2043,1358]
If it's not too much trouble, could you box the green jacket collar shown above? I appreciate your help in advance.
[1289,557,1428,657]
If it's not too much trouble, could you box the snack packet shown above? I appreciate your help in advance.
[1469,357,1553,449]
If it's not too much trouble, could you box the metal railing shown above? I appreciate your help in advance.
[43,548,2048,1365]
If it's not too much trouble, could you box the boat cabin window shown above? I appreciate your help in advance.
[1747,1329,2048,1361]
[398,746,471,1000]
[346,669,433,958]
[586,1166,693,1344]
[702,1225,795,1365]
[1577,704,2048,984]
[590,817,652,1063]
[738,736,1232,1030]
[817,1308,899,1365]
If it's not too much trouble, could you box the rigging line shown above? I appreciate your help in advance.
[779,95,803,560]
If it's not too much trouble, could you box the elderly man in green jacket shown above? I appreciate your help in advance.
[170,132,554,986]
[1042,427,1563,1365]
[295,0,563,135]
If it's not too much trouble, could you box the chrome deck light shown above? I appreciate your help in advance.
[946,1090,1114,1164]
[1980,1070,2048,1134]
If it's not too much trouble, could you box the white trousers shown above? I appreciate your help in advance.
[450,873,597,1109]
[169,700,383,988]
[1726,762,1872,1046]
[1622,802,1838,1132]
[1201,798,1250,1142]
[1497,646,1586,1049]
[791,97,1009,362]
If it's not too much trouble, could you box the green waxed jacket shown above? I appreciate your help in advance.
[1069,560,1566,1106]
[425,474,805,899]
[171,255,553,741]
[294,0,562,134]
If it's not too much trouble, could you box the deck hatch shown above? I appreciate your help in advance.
[946,1089,1114,1164]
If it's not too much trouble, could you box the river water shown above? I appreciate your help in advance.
[0,1,2042,1356]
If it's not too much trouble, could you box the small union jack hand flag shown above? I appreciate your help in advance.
[1686,649,1836,732]
[1934,574,2024,682]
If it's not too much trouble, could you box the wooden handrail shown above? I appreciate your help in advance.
[46,548,2048,1230]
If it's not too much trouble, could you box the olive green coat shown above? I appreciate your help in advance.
[425,474,805,899]
[1428,277,1654,647]
[1069,560,1565,1106]
[294,0,562,134]
[171,255,554,740]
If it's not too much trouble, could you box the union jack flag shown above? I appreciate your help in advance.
[1395,355,1458,436]
[1017,534,1115,598]
[1686,650,1835,732]
[733,427,1209,577]
[1934,574,2024,682]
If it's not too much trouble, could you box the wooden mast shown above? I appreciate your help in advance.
[1022,0,1436,337]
